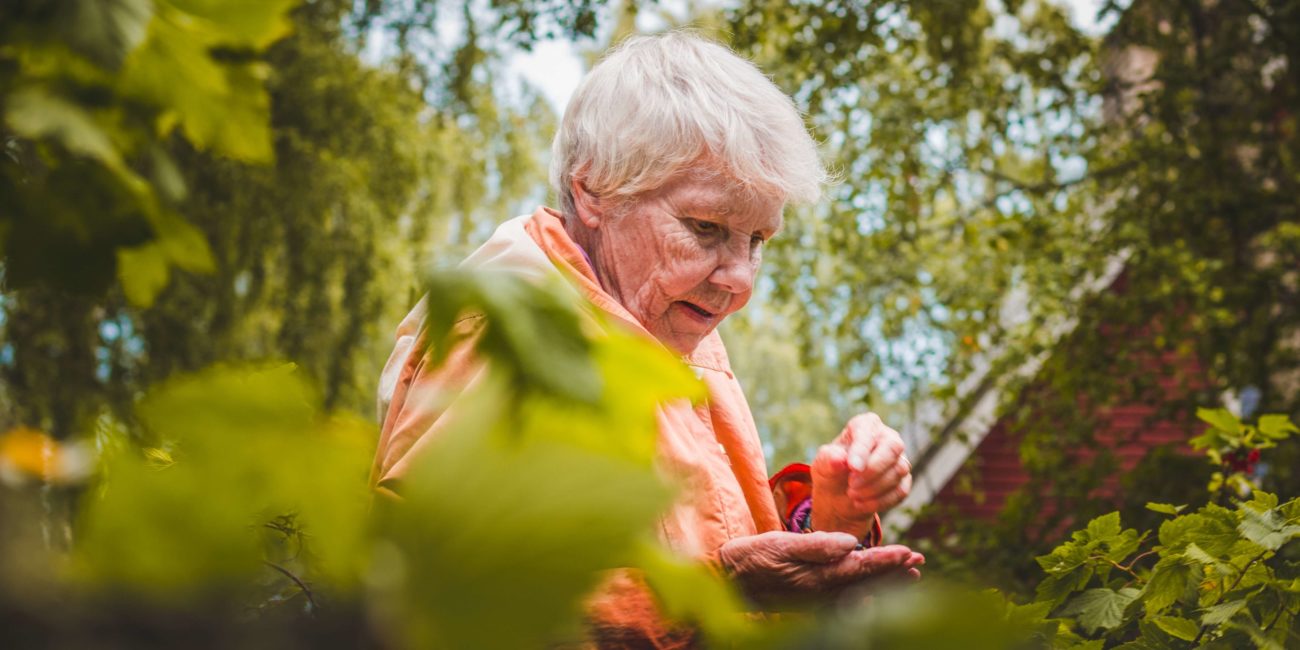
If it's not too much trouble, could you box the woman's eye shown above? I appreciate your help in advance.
[688,219,722,237]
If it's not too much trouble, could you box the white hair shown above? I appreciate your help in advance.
[550,31,827,217]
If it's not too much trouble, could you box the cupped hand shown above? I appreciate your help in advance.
[811,413,912,539]
[716,531,923,608]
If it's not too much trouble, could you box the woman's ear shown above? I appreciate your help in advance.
[570,179,604,229]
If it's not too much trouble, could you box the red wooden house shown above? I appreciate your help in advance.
[885,266,1214,538]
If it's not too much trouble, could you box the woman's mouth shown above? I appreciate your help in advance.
[675,301,717,323]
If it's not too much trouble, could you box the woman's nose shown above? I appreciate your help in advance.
[708,240,757,295]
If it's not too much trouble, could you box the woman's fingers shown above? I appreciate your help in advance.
[848,452,909,493]
[850,473,913,512]
[812,442,851,490]
[779,530,861,563]
[844,413,883,471]
[721,532,927,605]
[814,544,916,587]
[849,455,911,498]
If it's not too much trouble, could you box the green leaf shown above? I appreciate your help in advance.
[1064,641,1105,650]
[1005,600,1053,629]
[635,542,765,644]
[1226,619,1287,650]
[1059,587,1140,634]
[1196,408,1241,434]
[117,242,170,307]
[423,271,602,404]
[119,5,280,161]
[62,0,154,68]
[1145,502,1185,516]
[168,0,296,48]
[1257,414,1298,440]
[1187,429,1223,450]
[1182,542,1219,566]
[154,215,214,274]
[1238,503,1300,552]
[76,366,373,596]
[1105,529,1144,563]
[380,373,674,649]
[1151,615,1199,641]
[1200,599,1246,625]
[5,89,121,168]
[1159,505,1240,555]
[1143,555,1194,615]
[1086,511,1122,541]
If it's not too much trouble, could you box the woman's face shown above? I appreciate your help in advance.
[582,175,784,354]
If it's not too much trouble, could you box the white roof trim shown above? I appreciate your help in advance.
[883,253,1129,534]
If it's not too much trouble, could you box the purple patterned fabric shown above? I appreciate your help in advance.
[786,496,814,533]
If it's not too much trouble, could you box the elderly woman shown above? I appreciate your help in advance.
[371,31,922,645]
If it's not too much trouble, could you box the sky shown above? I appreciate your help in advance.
[507,0,1123,115]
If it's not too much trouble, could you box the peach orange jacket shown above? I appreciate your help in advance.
[371,207,785,647]
[372,207,785,549]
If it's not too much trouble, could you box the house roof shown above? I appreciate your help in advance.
[883,255,1129,534]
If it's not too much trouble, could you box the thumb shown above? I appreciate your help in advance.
[783,531,859,563]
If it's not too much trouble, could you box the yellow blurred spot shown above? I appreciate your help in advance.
[0,427,56,478]
[0,426,91,485]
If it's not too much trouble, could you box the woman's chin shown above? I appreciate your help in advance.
[640,302,733,354]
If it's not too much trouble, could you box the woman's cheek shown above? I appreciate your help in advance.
[659,242,715,291]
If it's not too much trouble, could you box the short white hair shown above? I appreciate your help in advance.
[550,31,826,217]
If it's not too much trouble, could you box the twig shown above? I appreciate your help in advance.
[1190,549,1270,644]
[1096,555,1142,581]
[264,561,319,613]
[1123,549,1158,571]
[1263,604,1290,632]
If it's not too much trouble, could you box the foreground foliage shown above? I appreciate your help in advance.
[3,267,1297,647]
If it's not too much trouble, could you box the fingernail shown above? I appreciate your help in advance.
[849,453,866,471]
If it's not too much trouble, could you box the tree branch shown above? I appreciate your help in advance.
[264,561,319,613]
[1191,548,1270,644]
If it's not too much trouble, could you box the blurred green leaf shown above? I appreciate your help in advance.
[168,0,294,47]
[118,1,292,162]
[1196,408,1241,435]
[5,88,122,168]
[116,242,171,307]
[634,541,769,645]
[62,0,154,68]
[154,215,215,274]
[75,365,373,596]
[423,271,601,404]
[1257,414,1298,441]
[116,215,214,305]
[377,372,675,649]
[372,270,718,647]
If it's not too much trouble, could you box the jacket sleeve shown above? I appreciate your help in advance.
[370,314,488,495]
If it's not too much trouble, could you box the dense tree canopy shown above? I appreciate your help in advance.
[1,0,558,436]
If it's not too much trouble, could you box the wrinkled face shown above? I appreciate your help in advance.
[582,175,784,354]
